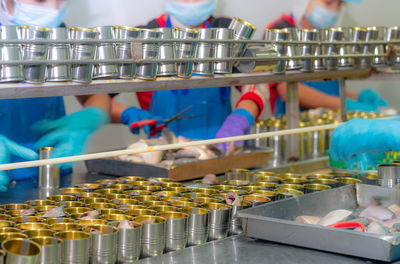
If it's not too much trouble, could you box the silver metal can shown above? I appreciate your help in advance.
[245,120,268,148]
[175,27,199,78]
[265,29,288,74]
[55,231,90,264]
[372,26,387,67]
[300,29,317,72]
[378,164,400,188]
[38,147,60,189]
[283,27,302,70]
[360,27,378,68]
[325,28,343,70]
[179,207,210,246]
[70,27,98,83]
[337,27,354,69]
[47,27,71,82]
[193,28,215,76]
[228,17,256,64]
[92,26,119,79]
[158,212,188,252]
[2,238,41,264]
[23,26,49,83]
[29,236,61,264]
[157,27,177,76]
[314,28,327,71]
[236,45,279,73]
[135,29,161,80]
[214,28,234,74]
[225,168,249,181]
[83,224,118,264]
[310,120,326,158]
[267,119,285,166]
[350,27,367,68]
[386,26,400,68]
[134,215,166,258]
[114,26,140,79]
[201,203,231,241]
[229,200,251,235]
[0,25,24,82]
[117,221,141,263]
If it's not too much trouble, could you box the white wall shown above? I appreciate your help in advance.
[62,0,400,172]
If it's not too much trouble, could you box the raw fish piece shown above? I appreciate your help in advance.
[367,222,389,235]
[202,174,216,184]
[388,204,400,218]
[350,218,373,227]
[359,205,394,221]
[90,228,102,235]
[18,209,35,216]
[42,206,65,218]
[318,209,353,226]
[381,219,400,228]
[295,216,321,225]
[118,219,134,229]
[225,192,238,205]
[187,183,210,189]
[79,210,99,219]
[142,219,155,224]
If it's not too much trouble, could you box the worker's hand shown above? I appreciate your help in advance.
[346,98,380,113]
[0,135,38,191]
[33,107,109,170]
[358,89,388,109]
[121,106,163,136]
[330,118,400,165]
[215,109,255,153]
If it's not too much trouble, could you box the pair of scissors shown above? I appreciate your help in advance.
[129,106,198,137]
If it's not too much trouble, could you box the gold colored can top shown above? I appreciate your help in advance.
[242,194,270,203]
[352,27,367,31]
[158,211,188,220]
[266,28,286,33]
[329,28,343,32]
[232,17,256,30]
[114,25,140,31]
[140,28,160,33]
[174,27,199,34]
[134,215,166,224]
[30,26,50,31]
[301,28,318,33]
[39,147,54,151]
[70,27,99,33]
[55,231,90,240]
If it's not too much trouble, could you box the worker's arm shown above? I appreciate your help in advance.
[75,95,111,113]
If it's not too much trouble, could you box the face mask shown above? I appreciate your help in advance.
[165,0,216,26]
[305,3,339,29]
[6,0,67,27]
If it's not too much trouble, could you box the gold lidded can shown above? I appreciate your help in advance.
[1,203,29,210]
[88,203,116,210]
[151,205,178,212]
[303,183,331,193]
[201,203,232,241]
[23,229,56,238]
[0,233,27,242]
[16,222,48,230]
[158,211,189,252]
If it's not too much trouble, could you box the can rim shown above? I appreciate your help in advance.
[232,17,256,30]
[114,25,140,31]
[2,238,41,256]
[174,27,199,34]
[70,27,99,33]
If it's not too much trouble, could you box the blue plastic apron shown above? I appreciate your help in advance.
[149,16,231,140]
[0,97,69,180]
[274,80,340,117]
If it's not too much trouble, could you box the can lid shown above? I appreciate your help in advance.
[174,27,199,34]
[114,25,140,31]
[232,17,256,30]
[70,27,99,33]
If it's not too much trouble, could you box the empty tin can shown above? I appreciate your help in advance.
[252,182,278,191]
[23,229,55,238]
[236,45,279,73]
[157,27,177,76]
[201,203,231,241]
[228,200,251,235]
[225,168,249,181]
[2,238,41,264]
[350,27,367,68]
[38,147,60,189]
[303,184,331,194]
[92,26,119,79]
[134,215,166,258]
[47,27,71,82]
[360,27,378,68]
[372,26,387,67]
[179,207,209,246]
[193,28,215,76]
[275,188,304,200]
[0,233,27,242]
[336,177,362,187]
[56,231,90,264]
[114,26,140,79]
[158,212,188,252]
[214,28,234,74]
[83,224,118,264]
[311,178,338,188]
[23,26,49,83]
[283,27,302,70]
[228,17,256,62]
[0,25,24,82]
[117,221,141,263]
[300,29,317,72]
[310,119,326,158]
[175,27,198,78]
[337,27,354,68]
[135,29,161,80]
[325,28,343,70]
[378,164,400,188]
[362,173,379,185]
[29,236,61,264]
[267,119,285,166]
[70,27,98,83]
[314,28,327,71]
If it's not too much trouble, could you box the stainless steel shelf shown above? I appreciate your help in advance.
[0,69,370,99]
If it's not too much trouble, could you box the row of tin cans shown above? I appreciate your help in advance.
[0,17,255,84]
[238,26,400,74]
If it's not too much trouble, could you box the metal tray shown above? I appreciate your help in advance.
[85,147,272,181]
[238,184,400,262]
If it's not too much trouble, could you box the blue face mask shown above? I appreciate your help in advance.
[305,3,339,29]
[9,1,67,27]
[165,0,216,26]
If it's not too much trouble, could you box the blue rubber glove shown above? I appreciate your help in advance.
[33,107,109,170]
[121,106,163,136]
[215,109,255,153]
[358,89,388,109]
[330,118,400,164]
[346,98,380,112]
[0,135,38,191]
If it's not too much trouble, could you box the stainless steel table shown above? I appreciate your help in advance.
[0,172,392,264]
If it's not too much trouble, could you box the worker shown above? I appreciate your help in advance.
[266,0,389,117]
[0,0,111,191]
[330,117,400,171]
[111,0,267,152]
